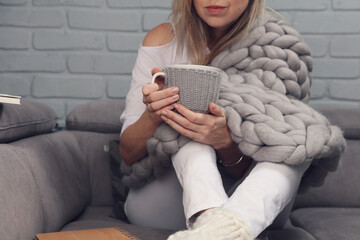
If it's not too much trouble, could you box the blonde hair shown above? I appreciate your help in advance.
[171,0,266,65]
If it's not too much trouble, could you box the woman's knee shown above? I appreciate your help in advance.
[172,141,216,169]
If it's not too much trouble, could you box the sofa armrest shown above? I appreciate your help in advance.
[70,131,120,207]
[0,131,92,239]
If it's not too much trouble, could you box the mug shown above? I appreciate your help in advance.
[151,64,222,113]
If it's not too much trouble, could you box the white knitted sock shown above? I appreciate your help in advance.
[167,208,254,240]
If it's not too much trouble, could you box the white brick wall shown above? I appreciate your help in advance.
[0,0,359,126]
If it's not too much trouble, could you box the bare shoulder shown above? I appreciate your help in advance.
[142,23,174,47]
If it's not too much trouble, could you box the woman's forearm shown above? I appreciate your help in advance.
[120,110,162,165]
[216,141,252,178]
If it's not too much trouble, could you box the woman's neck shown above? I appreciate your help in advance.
[208,28,225,50]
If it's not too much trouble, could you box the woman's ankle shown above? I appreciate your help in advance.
[188,207,216,227]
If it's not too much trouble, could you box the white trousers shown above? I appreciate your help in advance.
[125,141,310,237]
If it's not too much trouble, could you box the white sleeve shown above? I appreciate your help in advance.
[224,161,310,237]
[120,46,166,136]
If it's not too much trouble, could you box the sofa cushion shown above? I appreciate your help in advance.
[290,207,360,240]
[294,140,360,209]
[0,100,57,143]
[66,100,125,133]
[259,227,315,240]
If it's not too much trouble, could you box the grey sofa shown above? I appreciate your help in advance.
[0,99,359,240]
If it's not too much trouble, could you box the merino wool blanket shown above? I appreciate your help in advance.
[120,13,346,193]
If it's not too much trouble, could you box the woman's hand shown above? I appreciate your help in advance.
[160,101,252,178]
[120,67,180,165]
[142,68,180,122]
[160,102,233,150]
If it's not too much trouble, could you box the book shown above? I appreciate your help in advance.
[0,94,21,105]
[35,227,140,240]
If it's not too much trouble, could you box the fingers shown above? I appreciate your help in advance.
[143,86,179,111]
[142,82,161,96]
[145,86,179,103]
[170,103,225,125]
[160,103,228,145]
[151,67,165,89]
[147,93,179,112]
[146,103,176,124]
[171,104,207,125]
[142,67,165,96]
[161,109,198,139]
[151,67,162,76]
[151,104,175,116]
[161,104,210,137]
[209,102,225,117]
[161,107,214,144]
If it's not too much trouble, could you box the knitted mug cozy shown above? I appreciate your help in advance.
[155,65,222,113]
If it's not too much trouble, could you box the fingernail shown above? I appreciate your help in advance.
[162,110,168,116]
[172,87,179,93]
[172,94,179,100]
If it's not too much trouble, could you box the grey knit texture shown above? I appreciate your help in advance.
[163,66,221,113]
[120,13,346,193]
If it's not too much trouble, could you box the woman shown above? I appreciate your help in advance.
[119,0,311,239]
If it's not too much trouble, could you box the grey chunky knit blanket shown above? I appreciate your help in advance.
[120,13,346,193]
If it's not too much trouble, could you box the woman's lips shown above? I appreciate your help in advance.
[206,6,226,15]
